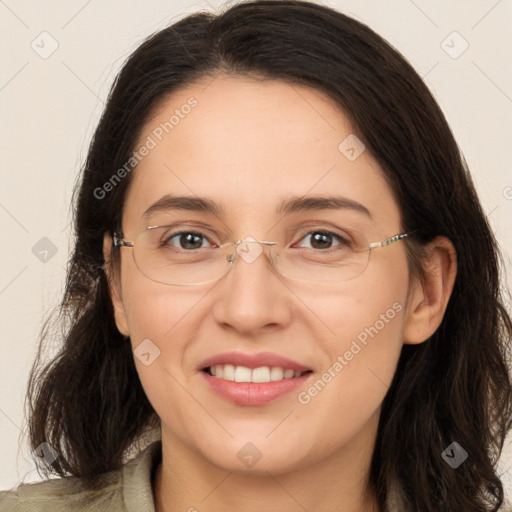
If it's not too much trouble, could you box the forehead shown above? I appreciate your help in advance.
[121,74,401,232]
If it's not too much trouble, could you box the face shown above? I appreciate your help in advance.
[108,74,415,475]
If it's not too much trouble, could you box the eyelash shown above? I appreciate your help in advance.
[160,229,351,251]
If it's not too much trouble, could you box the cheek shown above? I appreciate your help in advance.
[118,250,204,341]
[300,259,408,420]
[122,279,208,352]
[117,256,202,394]
[310,248,408,354]
[326,292,405,399]
[121,282,208,431]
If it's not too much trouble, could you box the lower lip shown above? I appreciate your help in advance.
[200,371,312,406]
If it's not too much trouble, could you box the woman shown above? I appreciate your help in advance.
[1,0,511,510]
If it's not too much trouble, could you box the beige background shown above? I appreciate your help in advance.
[1,0,511,502]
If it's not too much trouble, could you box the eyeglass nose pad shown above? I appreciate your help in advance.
[225,238,277,268]
[234,237,266,265]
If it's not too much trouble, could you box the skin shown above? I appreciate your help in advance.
[103,74,457,512]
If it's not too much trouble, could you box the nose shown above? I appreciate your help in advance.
[211,239,293,335]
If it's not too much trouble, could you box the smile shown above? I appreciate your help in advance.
[205,364,312,383]
[200,367,314,406]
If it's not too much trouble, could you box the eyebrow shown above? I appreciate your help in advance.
[277,195,371,217]
[142,194,371,220]
[143,195,224,219]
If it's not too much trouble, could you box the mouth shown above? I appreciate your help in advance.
[199,364,314,406]
[202,365,313,383]
[197,351,314,405]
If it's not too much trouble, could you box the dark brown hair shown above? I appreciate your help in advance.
[26,1,512,510]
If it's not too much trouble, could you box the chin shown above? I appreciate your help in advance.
[200,437,313,476]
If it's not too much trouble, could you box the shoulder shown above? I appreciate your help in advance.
[0,441,162,512]
[0,472,120,512]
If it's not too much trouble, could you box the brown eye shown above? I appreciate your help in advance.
[295,231,349,250]
[163,231,210,250]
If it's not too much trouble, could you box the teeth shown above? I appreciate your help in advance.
[234,366,251,382]
[270,367,284,381]
[252,367,271,383]
[224,364,235,381]
[209,364,307,383]
[283,369,295,379]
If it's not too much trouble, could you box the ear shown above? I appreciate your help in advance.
[403,236,457,344]
[103,232,130,337]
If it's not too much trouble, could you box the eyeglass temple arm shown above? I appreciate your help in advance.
[113,233,134,248]
[369,233,409,250]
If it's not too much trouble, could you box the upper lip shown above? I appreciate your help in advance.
[198,351,312,372]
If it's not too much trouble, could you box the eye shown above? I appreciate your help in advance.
[294,230,350,251]
[163,231,215,250]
